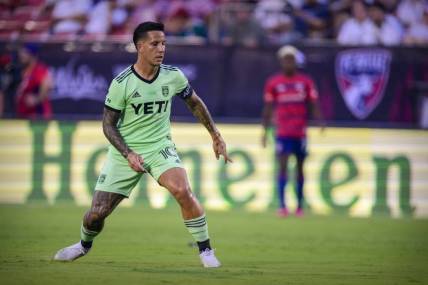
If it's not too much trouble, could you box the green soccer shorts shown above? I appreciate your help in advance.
[95,139,184,197]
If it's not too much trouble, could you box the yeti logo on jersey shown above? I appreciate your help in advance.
[162,86,169,97]
[335,49,391,119]
[131,101,169,115]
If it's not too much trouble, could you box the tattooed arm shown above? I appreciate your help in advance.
[184,92,232,163]
[183,92,219,136]
[102,107,144,172]
[102,107,129,157]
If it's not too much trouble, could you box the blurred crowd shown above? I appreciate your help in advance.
[0,0,427,46]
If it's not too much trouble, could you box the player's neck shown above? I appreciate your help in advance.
[133,60,159,81]
[24,60,37,73]
[283,71,296,77]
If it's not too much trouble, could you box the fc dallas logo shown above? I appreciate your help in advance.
[335,49,391,119]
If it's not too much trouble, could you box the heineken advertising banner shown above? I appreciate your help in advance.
[0,120,427,218]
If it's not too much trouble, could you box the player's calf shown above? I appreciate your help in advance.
[172,187,221,267]
[80,208,110,248]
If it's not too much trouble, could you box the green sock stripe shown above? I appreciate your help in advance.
[184,218,206,225]
[185,222,207,228]
[184,220,207,226]
[184,220,206,226]
[80,225,99,242]
[184,215,209,242]
[82,229,98,237]
[185,221,206,226]
[82,230,98,237]
[186,225,207,229]
[82,226,98,234]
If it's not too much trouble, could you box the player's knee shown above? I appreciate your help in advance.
[170,184,192,204]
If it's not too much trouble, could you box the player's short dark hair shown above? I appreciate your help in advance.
[22,43,40,56]
[133,22,164,47]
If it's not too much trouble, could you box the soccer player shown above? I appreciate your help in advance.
[16,44,52,119]
[54,22,231,268]
[261,45,323,217]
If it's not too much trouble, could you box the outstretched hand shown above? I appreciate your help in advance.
[212,133,232,164]
[127,151,146,172]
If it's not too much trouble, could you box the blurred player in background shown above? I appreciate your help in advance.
[16,44,52,119]
[53,22,231,268]
[0,54,10,117]
[261,45,324,217]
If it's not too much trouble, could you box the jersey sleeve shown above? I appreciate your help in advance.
[306,77,319,102]
[174,68,193,100]
[104,80,125,112]
[263,78,276,103]
[36,64,49,84]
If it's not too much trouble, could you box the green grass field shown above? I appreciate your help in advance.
[0,204,427,285]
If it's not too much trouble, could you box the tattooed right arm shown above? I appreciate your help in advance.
[102,107,131,158]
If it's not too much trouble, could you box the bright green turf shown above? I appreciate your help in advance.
[0,204,427,285]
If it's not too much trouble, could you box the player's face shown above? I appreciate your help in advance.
[280,55,296,75]
[18,48,32,66]
[138,31,166,66]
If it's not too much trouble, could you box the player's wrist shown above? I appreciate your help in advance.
[210,131,221,139]
[122,148,132,159]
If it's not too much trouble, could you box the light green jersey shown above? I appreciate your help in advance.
[104,64,193,155]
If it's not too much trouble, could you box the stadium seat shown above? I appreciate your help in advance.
[0,19,22,35]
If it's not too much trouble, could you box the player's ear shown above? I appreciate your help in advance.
[135,42,142,53]
[135,38,146,52]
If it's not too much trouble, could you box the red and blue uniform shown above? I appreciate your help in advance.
[264,72,319,211]
[264,72,318,158]
[16,62,52,119]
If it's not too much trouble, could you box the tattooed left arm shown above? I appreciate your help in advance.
[184,92,232,163]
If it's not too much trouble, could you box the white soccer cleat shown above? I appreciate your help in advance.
[53,242,90,262]
[199,249,221,268]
